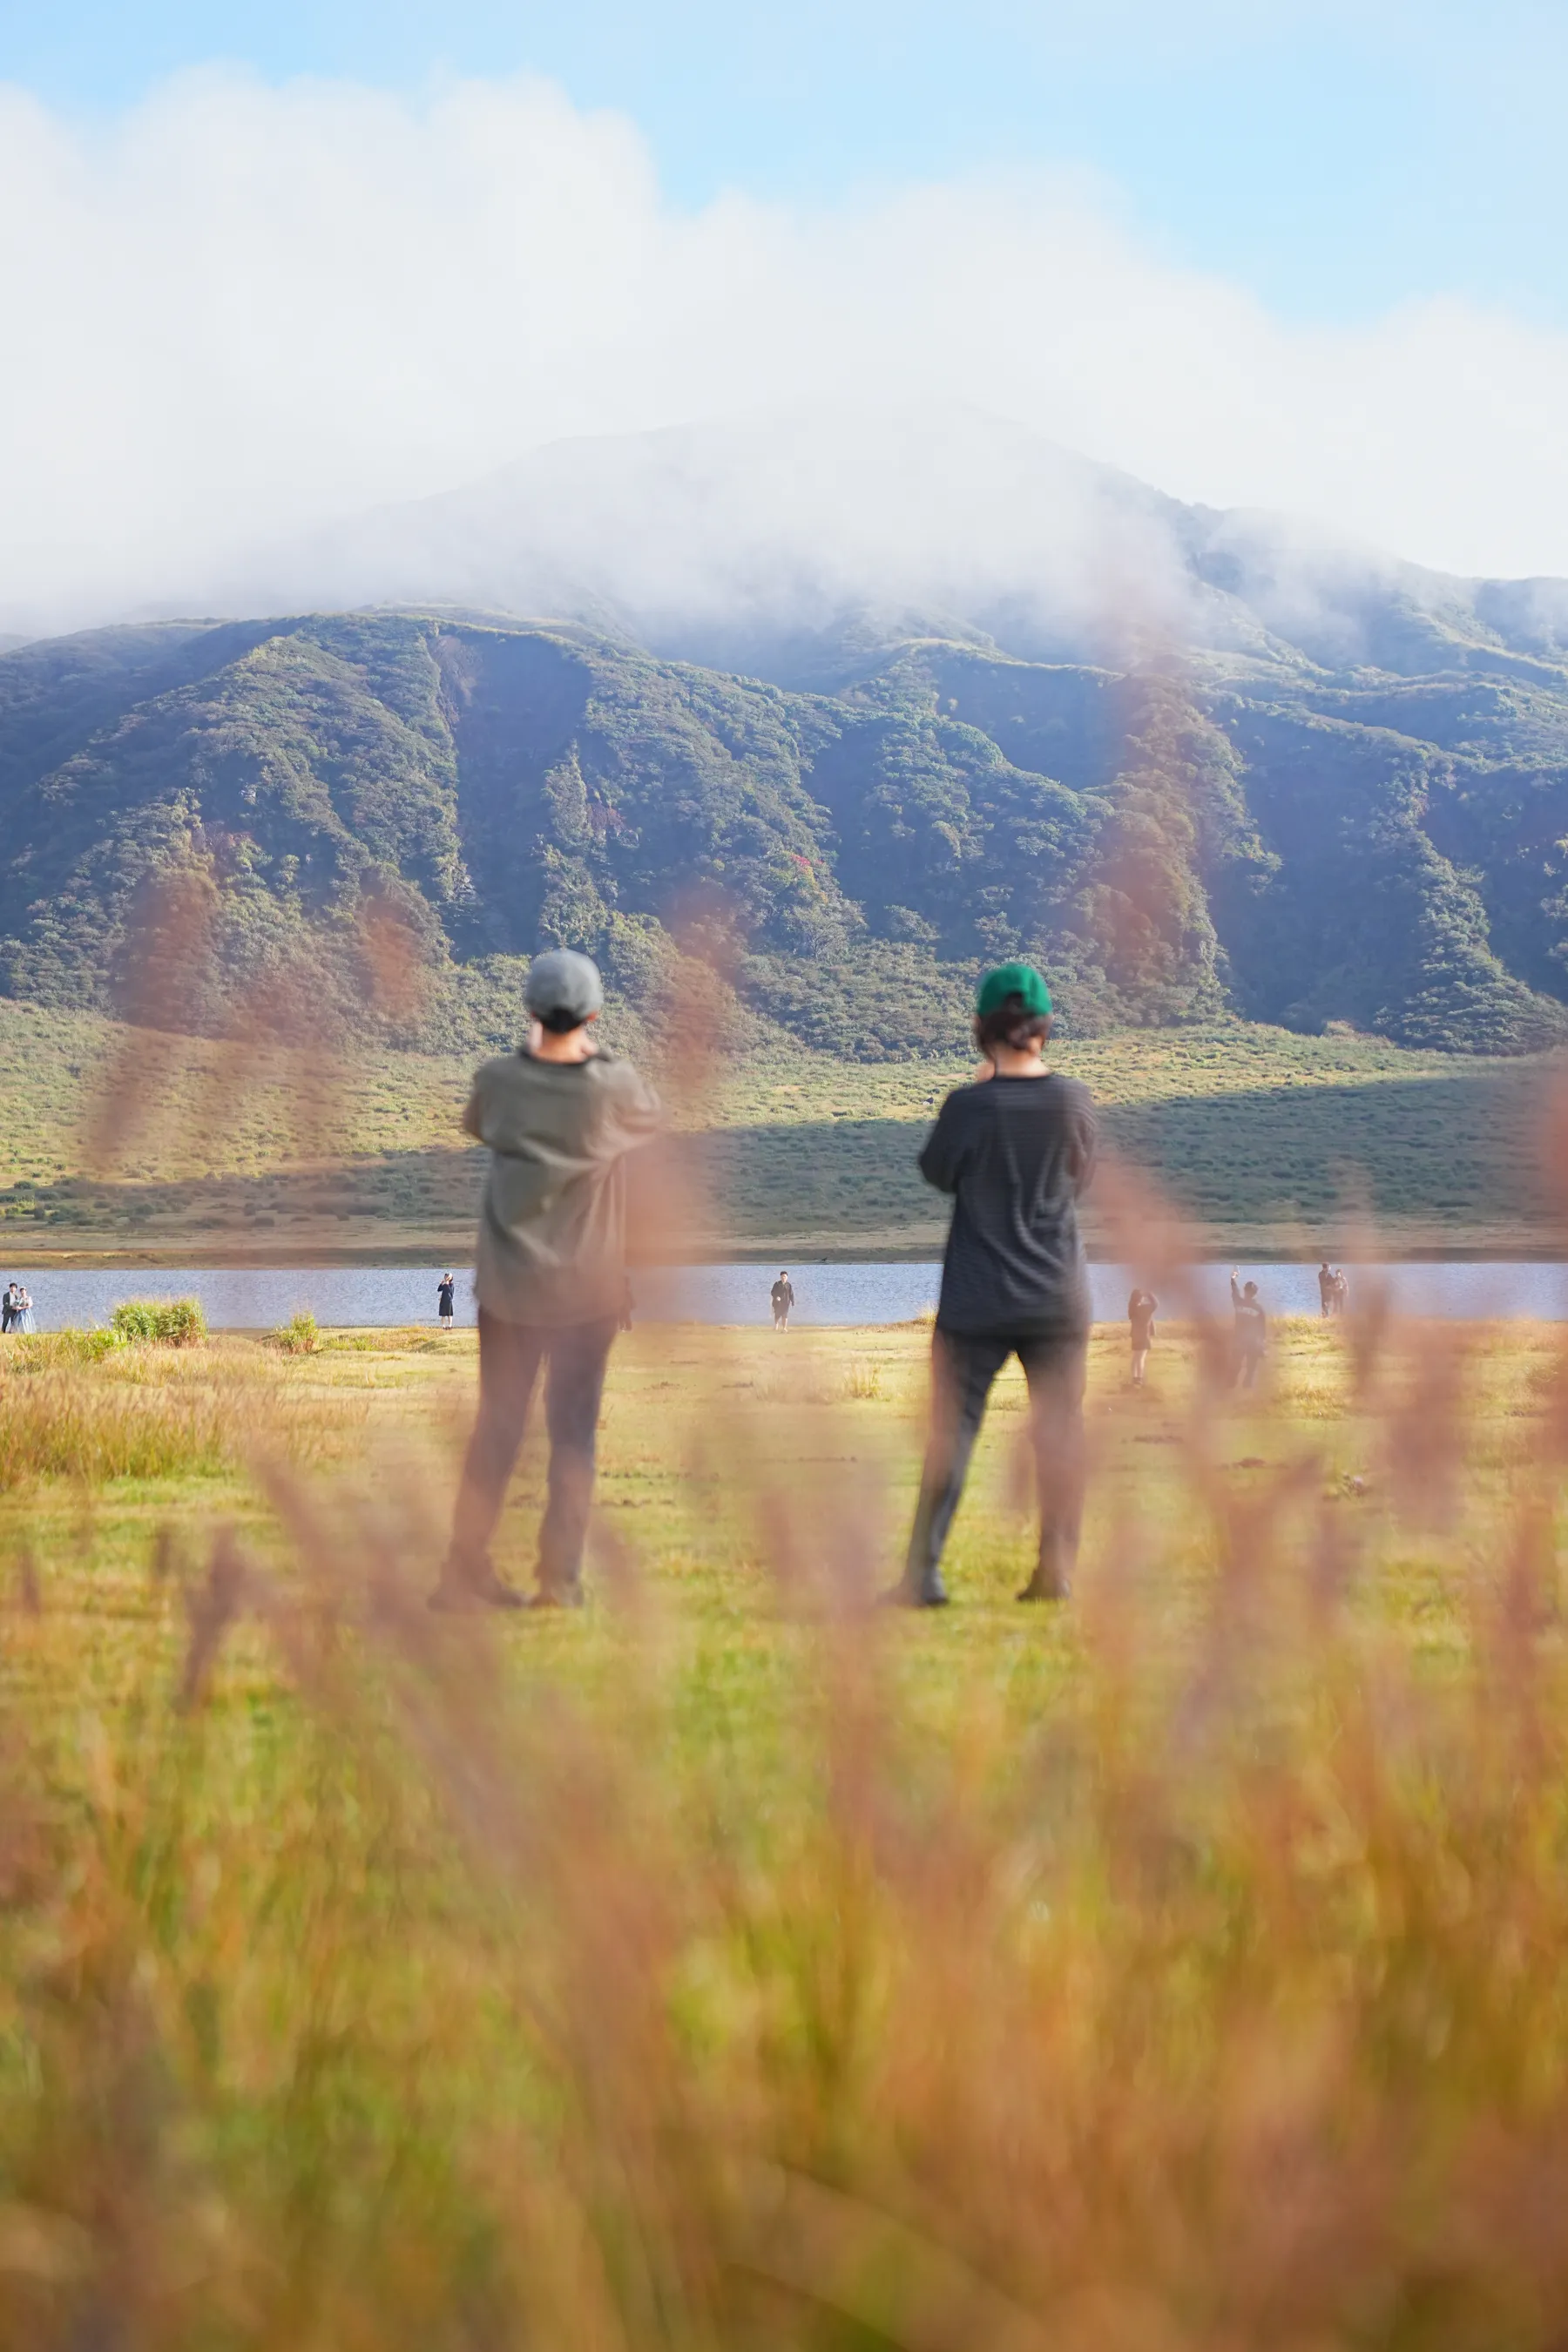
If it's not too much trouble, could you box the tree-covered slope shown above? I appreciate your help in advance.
[1,606,1566,1058]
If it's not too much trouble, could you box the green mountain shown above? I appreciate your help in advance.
[2,600,1567,1059]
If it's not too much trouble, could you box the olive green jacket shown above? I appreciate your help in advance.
[463,1051,663,1327]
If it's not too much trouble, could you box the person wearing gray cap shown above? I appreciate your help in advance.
[431,949,663,1612]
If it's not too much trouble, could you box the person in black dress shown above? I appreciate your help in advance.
[1128,1288,1157,1385]
[437,1273,456,1327]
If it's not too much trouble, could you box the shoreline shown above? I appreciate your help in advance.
[0,1232,1563,1271]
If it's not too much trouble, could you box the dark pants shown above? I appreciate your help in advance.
[448,1310,618,1597]
[904,1328,1088,1600]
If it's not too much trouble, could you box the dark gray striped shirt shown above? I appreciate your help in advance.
[919,1074,1098,1339]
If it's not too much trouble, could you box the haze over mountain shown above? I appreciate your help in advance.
[6,409,1568,1064]
[219,408,1568,691]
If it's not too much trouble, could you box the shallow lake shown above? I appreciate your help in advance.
[8,1260,1568,1331]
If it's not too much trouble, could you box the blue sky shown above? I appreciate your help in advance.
[3,0,1565,327]
[4,0,1568,617]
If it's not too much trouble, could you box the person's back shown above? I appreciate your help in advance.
[899,963,1097,1611]
[1237,1297,1267,1349]
[921,1071,1097,1338]
[434,950,662,1612]
[466,1052,659,1328]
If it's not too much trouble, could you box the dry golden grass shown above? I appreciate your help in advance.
[0,1334,368,1490]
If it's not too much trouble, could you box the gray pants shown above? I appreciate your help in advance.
[449,1310,618,1597]
[904,1328,1088,1601]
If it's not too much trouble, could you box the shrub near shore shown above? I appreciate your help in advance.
[110,1296,207,1347]
[2,1317,1568,2348]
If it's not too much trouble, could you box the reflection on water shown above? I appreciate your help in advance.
[6,1260,1568,1330]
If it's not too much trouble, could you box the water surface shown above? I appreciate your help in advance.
[8,1260,1568,1330]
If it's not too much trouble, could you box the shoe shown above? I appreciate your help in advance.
[1017,1574,1071,1603]
[879,1577,950,1608]
[530,1584,586,1610]
[428,1563,527,1612]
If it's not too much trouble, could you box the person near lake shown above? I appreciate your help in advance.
[893,962,1097,1609]
[437,1273,456,1327]
[771,1270,794,1331]
[1332,1267,1348,1315]
[431,949,663,1613]
[1128,1288,1158,1385]
[1230,1269,1268,1389]
[1318,1260,1335,1317]
[16,1287,35,1335]
[0,1283,15,1334]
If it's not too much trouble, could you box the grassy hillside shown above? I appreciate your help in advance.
[6,610,1568,1071]
[0,998,1554,1258]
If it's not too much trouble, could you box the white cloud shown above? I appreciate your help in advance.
[3,65,1568,636]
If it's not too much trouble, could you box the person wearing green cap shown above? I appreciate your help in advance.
[893,962,1097,1607]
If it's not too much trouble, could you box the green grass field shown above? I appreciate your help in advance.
[0,996,1558,1258]
[0,1313,1543,1662]
[6,1314,1568,2345]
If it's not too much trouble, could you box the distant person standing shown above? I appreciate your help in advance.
[1332,1267,1349,1316]
[1128,1288,1158,1385]
[1318,1260,1335,1317]
[895,963,1097,1608]
[431,950,663,1612]
[1230,1268,1268,1390]
[437,1273,456,1328]
[771,1270,794,1331]
[16,1286,34,1335]
[0,1282,15,1334]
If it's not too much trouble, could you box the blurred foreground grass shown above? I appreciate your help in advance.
[5,1315,1568,2347]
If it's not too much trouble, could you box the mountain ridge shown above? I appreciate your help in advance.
[3,581,1567,1060]
[3,411,1568,1063]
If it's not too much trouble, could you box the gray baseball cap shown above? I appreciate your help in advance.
[524,948,604,1024]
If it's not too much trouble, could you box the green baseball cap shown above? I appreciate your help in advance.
[976,962,1052,1019]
